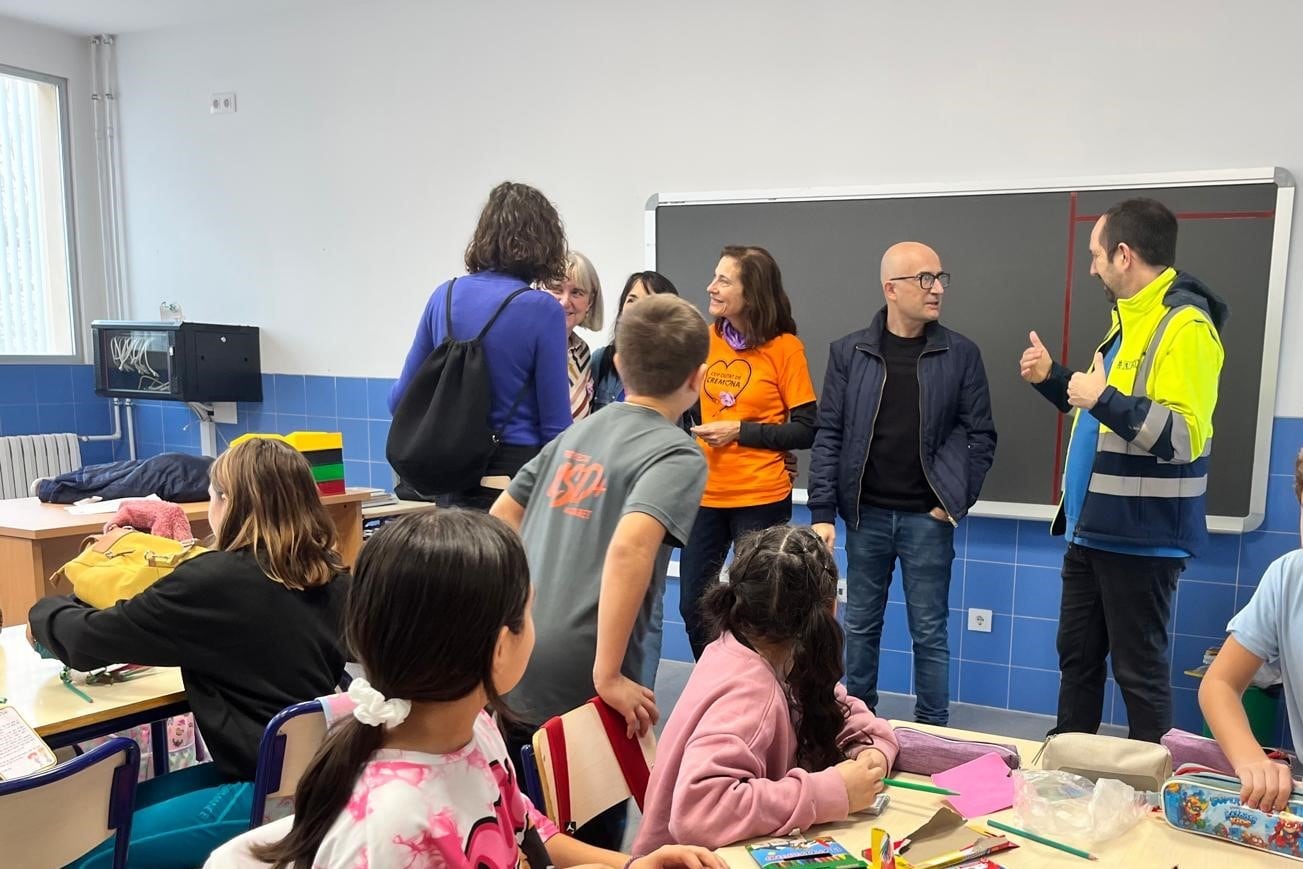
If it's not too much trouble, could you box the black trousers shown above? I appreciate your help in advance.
[1054,543,1185,743]
[678,495,793,659]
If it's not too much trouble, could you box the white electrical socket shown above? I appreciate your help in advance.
[210,92,237,114]
[967,608,993,633]
[837,579,847,603]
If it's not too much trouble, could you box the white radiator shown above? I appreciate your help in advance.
[0,433,82,499]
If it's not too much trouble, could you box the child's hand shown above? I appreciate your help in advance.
[1235,757,1297,812]
[632,844,727,869]
[854,747,889,784]
[595,673,659,738]
[836,758,883,813]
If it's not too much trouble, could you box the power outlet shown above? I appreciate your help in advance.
[837,579,847,603]
[210,402,237,424]
[210,92,237,114]
[967,608,993,633]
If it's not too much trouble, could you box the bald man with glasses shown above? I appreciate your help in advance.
[809,242,996,725]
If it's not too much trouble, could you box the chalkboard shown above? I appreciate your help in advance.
[650,170,1293,530]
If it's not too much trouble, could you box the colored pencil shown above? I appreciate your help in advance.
[880,777,958,796]
[985,819,1096,860]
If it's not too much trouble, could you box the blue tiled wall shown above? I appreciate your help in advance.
[2,363,1300,740]
[0,366,400,491]
[0,364,129,465]
[133,373,400,493]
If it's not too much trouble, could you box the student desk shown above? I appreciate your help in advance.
[717,721,1275,868]
[0,624,187,776]
[0,489,369,624]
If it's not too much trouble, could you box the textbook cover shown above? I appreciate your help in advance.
[747,836,868,869]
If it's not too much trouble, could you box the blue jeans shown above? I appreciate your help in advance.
[844,505,955,725]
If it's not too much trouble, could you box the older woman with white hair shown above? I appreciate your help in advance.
[546,251,606,421]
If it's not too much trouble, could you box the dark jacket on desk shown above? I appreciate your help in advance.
[28,549,349,781]
[36,452,214,504]
[808,308,997,527]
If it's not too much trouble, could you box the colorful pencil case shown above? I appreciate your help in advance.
[892,727,1020,777]
[1161,772,1303,861]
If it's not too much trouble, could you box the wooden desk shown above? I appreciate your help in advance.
[717,721,1277,869]
[0,624,185,744]
[0,489,369,624]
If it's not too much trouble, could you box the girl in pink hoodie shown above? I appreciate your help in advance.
[634,525,899,853]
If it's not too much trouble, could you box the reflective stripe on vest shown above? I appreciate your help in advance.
[1089,305,1209,497]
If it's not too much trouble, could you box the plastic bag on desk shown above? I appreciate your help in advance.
[1013,769,1148,844]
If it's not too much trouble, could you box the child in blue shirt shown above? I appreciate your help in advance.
[1200,447,1303,812]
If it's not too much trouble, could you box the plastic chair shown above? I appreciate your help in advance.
[248,700,327,828]
[0,735,139,869]
[529,697,656,833]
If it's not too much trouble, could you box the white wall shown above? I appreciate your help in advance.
[0,13,107,360]
[113,0,1303,414]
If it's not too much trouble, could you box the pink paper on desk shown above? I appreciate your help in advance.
[930,751,1015,818]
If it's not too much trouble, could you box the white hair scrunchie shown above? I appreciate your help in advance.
[348,677,412,728]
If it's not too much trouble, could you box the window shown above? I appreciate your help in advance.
[0,64,77,357]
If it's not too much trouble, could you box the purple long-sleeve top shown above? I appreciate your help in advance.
[388,272,572,447]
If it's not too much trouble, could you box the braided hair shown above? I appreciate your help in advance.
[702,525,847,770]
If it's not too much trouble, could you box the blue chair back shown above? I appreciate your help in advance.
[249,699,327,828]
[519,743,544,810]
[0,735,139,869]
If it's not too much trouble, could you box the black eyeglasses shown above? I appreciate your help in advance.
[889,271,951,290]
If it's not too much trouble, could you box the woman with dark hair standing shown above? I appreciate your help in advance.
[388,181,572,509]
[590,270,682,413]
[679,246,818,658]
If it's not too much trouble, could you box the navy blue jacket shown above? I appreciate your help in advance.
[37,453,214,504]
[808,309,996,528]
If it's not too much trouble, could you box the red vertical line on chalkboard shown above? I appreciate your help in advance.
[1052,192,1079,504]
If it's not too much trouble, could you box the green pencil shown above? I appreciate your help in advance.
[985,819,1097,860]
[880,776,958,796]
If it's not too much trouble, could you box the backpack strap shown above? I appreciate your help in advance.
[476,287,535,342]
[483,286,538,443]
[493,377,533,445]
[442,277,458,336]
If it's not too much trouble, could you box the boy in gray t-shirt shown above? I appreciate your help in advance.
[493,295,710,740]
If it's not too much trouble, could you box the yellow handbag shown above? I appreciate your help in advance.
[51,527,209,609]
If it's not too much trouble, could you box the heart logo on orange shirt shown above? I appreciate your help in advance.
[704,360,752,406]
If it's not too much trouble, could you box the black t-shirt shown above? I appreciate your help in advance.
[861,330,938,512]
[30,550,349,781]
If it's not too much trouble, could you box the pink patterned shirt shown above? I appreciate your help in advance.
[207,711,558,869]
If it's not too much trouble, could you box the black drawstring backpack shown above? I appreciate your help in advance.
[386,279,531,495]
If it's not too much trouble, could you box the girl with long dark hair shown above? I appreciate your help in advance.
[632,525,899,853]
[210,510,722,869]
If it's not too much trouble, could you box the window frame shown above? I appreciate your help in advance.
[0,62,82,364]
